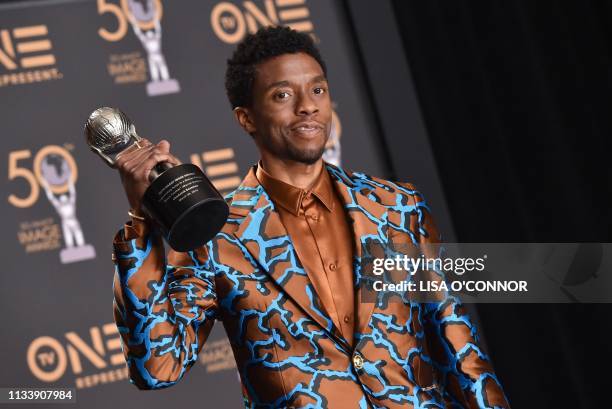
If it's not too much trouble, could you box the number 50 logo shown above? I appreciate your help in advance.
[97,0,163,42]
[8,145,78,209]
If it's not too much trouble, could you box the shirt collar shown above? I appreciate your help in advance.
[255,161,335,216]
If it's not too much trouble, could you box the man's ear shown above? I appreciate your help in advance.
[233,107,256,134]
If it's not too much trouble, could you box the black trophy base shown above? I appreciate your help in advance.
[142,163,229,252]
[167,198,229,252]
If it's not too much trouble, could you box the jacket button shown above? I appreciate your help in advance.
[352,352,364,370]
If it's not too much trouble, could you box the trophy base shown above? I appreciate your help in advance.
[143,163,229,252]
[60,244,96,264]
[147,79,180,96]
[167,198,229,252]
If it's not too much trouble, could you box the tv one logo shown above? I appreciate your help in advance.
[211,0,315,44]
[27,323,126,386]
[0,24,62,87]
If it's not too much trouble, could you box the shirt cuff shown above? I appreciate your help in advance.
[112,217,152,257]
[123,217,150,240]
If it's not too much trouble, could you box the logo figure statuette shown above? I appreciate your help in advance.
[39,157,96,264]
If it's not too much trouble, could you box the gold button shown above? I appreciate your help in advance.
[329,263,337,271]
[352,353,364,370]
[343,315,350,323]
[311,214,319,221]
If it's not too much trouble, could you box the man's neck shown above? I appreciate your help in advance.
[259,155,324,191]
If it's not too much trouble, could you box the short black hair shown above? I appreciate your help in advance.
[225,26,327,109]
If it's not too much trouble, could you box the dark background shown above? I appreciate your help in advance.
[346,1,612,408]
[392,2,611,408]
[3,0,610,407]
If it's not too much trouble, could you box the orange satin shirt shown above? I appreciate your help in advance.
[255,162,356,347]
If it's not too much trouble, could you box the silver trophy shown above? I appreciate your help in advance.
[84,107,229,251]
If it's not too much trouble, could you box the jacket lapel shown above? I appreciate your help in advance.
[231,166,345,343]
[326,163,389,336]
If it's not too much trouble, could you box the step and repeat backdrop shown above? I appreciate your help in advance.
[0,0,416,407]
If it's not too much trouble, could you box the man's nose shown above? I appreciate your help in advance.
[295,90,319,116]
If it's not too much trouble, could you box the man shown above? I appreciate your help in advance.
[111,26,510,408]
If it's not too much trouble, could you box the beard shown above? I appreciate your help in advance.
[261,129,329,165]
[284,139,327,164]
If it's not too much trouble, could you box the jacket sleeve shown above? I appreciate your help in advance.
[111,219,218,390]
[400,182,511,409]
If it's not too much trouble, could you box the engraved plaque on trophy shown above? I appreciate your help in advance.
[84,107,229,251]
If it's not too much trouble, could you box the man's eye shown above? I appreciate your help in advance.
[313,87,326,95]
[276,91,290,100]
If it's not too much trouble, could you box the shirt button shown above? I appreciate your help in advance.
[329,263,337,271]
[343,315,350,323]
[311,214,319,221]
[352,352,364,370]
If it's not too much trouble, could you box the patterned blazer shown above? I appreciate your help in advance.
[112,162,510,409]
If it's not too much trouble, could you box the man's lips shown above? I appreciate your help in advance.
[291,121,324,132]
[290,121,324,137]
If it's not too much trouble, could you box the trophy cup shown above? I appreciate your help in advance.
[84,107,229,251]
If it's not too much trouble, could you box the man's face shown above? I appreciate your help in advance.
[243,52,332,165]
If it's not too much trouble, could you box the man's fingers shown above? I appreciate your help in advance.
[122,143,158,173]
[137,153,177,180]
[165,154,181,166]
[116,138,181,181]
[156,140,182,165]
[115,138,153,167]
[157,139,170,152]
